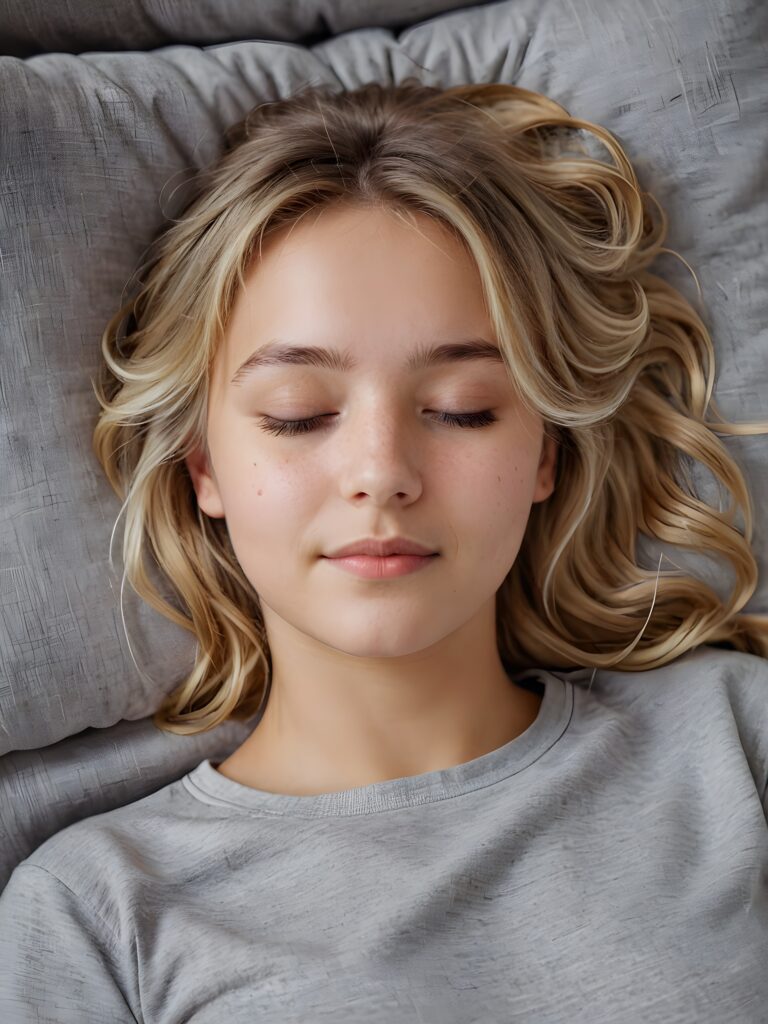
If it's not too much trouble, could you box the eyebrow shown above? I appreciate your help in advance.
[230,337,504,386]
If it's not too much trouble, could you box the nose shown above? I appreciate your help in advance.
[337,401,423,506]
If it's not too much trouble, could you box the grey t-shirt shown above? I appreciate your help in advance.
[1,645,767,1023]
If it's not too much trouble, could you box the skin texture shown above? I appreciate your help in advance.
[185,203,558,796]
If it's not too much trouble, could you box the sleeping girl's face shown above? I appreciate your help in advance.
[185,203,557,667]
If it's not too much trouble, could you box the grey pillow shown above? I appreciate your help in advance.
[0,0,490,56]
[2,0,766,882]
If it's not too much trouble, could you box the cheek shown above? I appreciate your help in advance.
[444,446,540,562]
[223,456,318,529]
[450,443,539,509]
[218,462,316,586]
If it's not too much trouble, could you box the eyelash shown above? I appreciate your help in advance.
[257,409,498,438]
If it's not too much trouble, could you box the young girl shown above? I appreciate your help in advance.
[2,79,767,1023]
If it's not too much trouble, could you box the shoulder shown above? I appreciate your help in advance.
[582,644,768,796]
[12,766,201,929]
[0,851,142,1020]
[600,643,766,705]
[578,643,768,706]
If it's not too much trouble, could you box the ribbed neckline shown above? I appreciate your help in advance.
[182,668,578,818]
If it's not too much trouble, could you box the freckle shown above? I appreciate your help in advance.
[257,489,262,496]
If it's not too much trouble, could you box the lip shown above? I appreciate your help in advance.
[323,553,439,579]
[323,536,438,558]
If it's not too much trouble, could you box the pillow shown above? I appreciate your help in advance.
[1,0,766,880]
[0,0,488,57]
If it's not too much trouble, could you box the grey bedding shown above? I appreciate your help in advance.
[1,0,766,888]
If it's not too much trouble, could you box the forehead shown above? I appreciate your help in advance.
[220,204,495,380]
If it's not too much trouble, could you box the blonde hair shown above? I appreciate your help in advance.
[91,78,768,736]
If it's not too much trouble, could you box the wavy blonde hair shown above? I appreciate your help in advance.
[91,78,768,736]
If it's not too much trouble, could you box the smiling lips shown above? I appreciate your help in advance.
[321,535,440,579]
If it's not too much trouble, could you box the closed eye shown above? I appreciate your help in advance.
[257,409,497,438]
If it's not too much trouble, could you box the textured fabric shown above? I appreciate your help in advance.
[1,645,767,1023]
[0,713,255,890]
[0,0,488,57]
[2,0,767,901]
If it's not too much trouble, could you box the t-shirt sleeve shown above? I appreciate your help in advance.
[0,863,137,1023]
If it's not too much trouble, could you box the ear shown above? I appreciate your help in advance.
[532,431,558,503]
[185,444,226,519]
